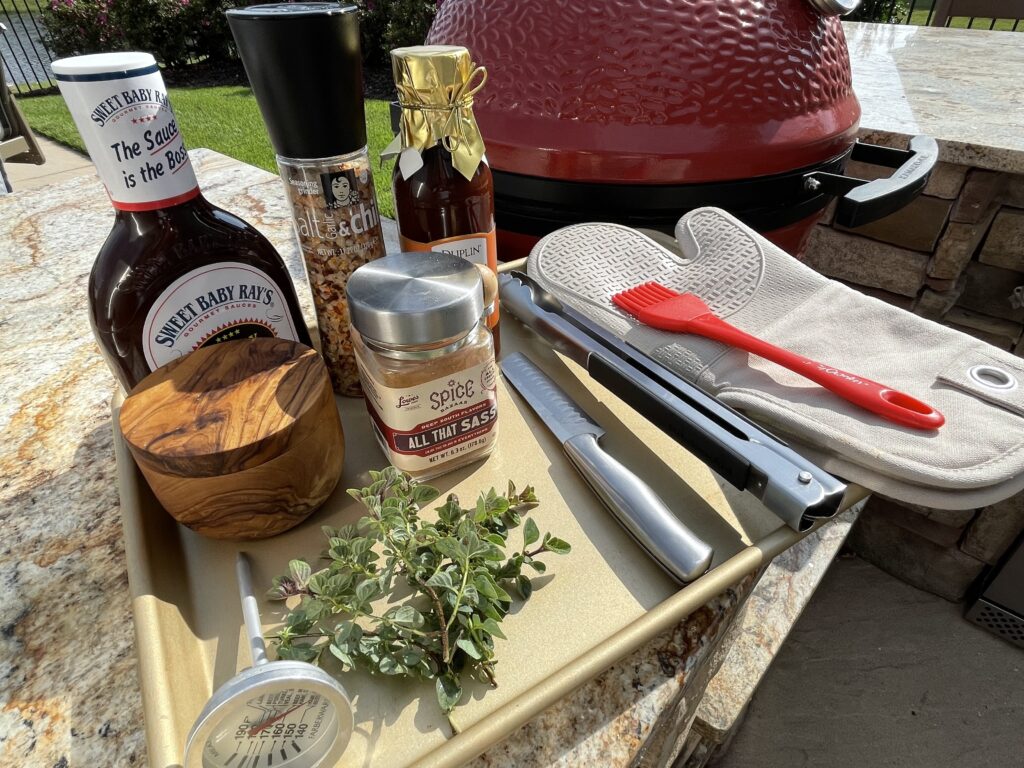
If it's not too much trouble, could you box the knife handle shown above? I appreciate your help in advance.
[562,433,714,583]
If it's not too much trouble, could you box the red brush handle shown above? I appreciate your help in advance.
[683,314,945,430]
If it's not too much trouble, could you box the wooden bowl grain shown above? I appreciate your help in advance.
[119,338,345,540]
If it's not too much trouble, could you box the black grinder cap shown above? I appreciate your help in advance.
[226,3,366,159]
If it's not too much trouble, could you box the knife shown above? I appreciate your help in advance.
[501,352,714,583]
[498,271,848,532]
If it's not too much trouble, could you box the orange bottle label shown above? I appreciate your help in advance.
[399,228,499,328]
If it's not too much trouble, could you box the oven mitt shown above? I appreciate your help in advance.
[526,207,1024,510]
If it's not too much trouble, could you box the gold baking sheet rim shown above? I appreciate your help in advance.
[115,319,867,768]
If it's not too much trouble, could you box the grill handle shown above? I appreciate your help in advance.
[804,135,938,228]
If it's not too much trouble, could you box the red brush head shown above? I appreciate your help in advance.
[612,283,713,328]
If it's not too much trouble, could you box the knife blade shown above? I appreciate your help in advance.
[501,352,713,583]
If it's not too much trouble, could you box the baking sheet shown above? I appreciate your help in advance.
[115,317,866,768]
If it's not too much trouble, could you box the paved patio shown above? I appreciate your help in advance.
[717,555,1023,768]
[4,135,91,190]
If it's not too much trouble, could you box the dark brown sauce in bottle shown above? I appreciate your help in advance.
[392,145,500,350]
[52,52,311,391]
[91,194,312,391]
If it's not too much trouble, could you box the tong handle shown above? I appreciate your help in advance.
[563,433,714,583]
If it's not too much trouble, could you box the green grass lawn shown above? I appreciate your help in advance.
[19,87,398,218]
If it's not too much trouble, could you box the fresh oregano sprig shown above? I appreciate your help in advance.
[266,466,570,726]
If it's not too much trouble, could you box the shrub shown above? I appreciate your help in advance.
[41,0,435,70]
[353,0,437,65]
[847,0,912,24]
[43,0,236,67]
[42,0,127,56]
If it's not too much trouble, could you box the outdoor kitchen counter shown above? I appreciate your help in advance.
[845,21,1024,174]
[0,151,859,767]
[6,23,1018,768]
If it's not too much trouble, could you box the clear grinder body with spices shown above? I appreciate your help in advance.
[227,2,386,395]
[346,252,499,479]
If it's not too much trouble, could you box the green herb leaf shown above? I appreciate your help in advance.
[267,467,568,722]
[456,637,483,660]
[413,484,441,506]
[289,559,312,588]
[426,570,455,591]
[480,617,507,640]
[335,621,362,645]
[278,642,320,663]
[355,578,382,607]
[544,537,572,554]
[523,518,540,547]
[516,574,533,600]
[389,605,425,629]
[328,644,355,669]
[436,673,463,713]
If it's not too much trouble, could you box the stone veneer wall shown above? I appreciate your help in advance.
[800,155,1024,602]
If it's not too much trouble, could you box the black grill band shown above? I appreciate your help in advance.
[492,148,853,236]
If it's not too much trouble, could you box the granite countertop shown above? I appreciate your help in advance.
[845,21,1024,173]
[9,20,984,764]
[6,18,1004,768]
[0,150,860,768]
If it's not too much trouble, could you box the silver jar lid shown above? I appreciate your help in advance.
[346,252,484,347]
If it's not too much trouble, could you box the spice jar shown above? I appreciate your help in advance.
[346,252,498,479]
[382,46,500,347]
[227,3,386,396]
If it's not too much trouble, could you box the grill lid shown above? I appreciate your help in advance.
[426,0,861,184]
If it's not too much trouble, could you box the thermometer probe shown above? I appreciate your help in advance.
[184,553,353,768]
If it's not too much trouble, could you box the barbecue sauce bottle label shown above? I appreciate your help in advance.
[141,262,301,369]
[56,60,200,210]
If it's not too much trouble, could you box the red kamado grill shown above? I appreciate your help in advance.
[425,0,937,259]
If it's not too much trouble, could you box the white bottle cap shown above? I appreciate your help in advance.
[51,51,156,77]
[52,52,200,211]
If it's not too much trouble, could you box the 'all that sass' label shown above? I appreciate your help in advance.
[357,356,499,474]
[54,63,199,210]
[142,262,301,370]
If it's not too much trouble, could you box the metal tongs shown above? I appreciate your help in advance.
[499,271,847,531]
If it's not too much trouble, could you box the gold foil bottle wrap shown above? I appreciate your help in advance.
[382,45,488,181]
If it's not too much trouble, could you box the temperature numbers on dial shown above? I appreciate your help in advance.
[203,688,338,768]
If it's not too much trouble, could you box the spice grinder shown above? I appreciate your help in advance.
[227,2,387,395]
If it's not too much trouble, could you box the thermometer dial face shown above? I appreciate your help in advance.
[186,662,353,768]
[202,687,339,768]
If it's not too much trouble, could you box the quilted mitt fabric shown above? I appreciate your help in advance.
[527,207,1024,509]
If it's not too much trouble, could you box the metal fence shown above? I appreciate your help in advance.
[904,0,1022,29]
[1,0,56,96]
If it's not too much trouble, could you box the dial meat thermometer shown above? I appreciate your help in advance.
[185,553,354,768]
